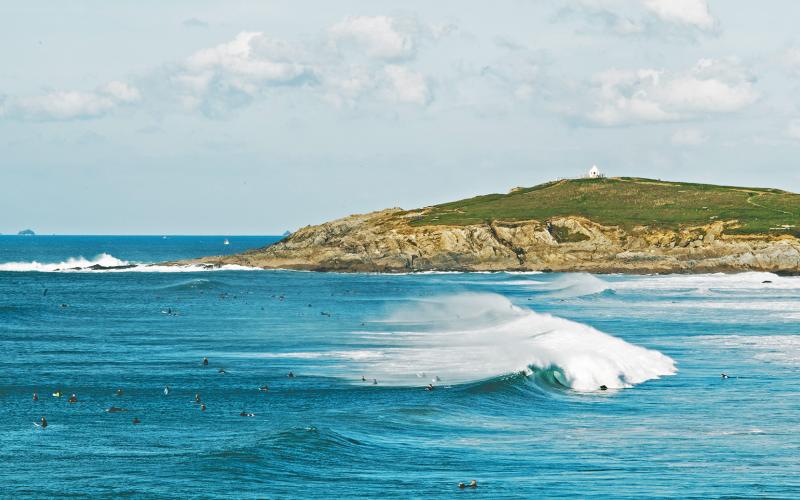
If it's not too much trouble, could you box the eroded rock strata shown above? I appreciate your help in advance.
[178,209,800,274]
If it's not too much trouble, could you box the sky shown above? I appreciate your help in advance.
[2,0,800,234]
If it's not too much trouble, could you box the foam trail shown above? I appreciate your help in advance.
[616,272,800,292]
[0,254,262,273]
[257,293,676,392]
[538,273,612,298]
[0,253,130,272]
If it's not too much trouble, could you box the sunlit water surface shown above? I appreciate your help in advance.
[1,236,798,498]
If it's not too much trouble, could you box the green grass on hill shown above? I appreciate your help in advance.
[410,177,800,235]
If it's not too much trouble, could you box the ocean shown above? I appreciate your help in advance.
[1,235,798,498]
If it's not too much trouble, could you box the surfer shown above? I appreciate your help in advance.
[600,385,608,391]
[115,388,123,396]
[200,404,206,411]
[33,392,38,401]
[164,385,170,396]
[259,385,269,392]
[132,417,141,425]
[106,407,126,413]
[52,390,62,398]
[239,411,255,417]
[721,373,729,379]
[39,416,48,429]
[203,357,209,366]
[195,393,201,403]
[425,384,434,391]
[361,375,366,382]
[287,371,295,378]
[458,480,477,489]
[218,368,226,375]
[373,379,378,385]
[68,393,78,403]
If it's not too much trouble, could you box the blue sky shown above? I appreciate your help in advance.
[2,0,800,234]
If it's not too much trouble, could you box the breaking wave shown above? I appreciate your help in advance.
[0,254,261,273]
[250,293,676,393]
[537,273,613,298]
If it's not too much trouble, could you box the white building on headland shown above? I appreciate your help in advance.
[587,165,604,178]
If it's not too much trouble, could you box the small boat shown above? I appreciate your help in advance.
[223,239,230,245]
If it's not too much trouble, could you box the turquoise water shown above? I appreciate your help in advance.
[1,236,799,498]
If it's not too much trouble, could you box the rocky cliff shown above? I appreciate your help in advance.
[179,207,800,274]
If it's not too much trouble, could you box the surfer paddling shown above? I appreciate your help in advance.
[38,416,48,429]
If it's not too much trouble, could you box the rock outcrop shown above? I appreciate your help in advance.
[177,208,800,274]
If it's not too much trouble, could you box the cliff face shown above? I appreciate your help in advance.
[183,208,800,274]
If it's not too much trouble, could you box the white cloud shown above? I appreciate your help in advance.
[556,0,717,37]
[671,128,708,145]
[382,65,431,105]
[328,15,418,60]
[0,81,140,121]
[172,32,316,115]
[643,0,715,30]
[585,58,758,126]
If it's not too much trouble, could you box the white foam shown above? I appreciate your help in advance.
[0,254,262,273]
[695,335,800,366]
[251,293,677,392]
[616,272,800,292]
[538,273,612,298]
[0,253,130,272]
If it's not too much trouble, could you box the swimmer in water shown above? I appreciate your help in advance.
[132,417,141,425]
[68,394,78,403]
[33,392,38,401]
[40,416,48,429]
[203,357,209,366]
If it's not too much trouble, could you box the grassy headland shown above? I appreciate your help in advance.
[410,177,799,236]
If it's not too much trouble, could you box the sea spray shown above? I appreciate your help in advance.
[256,293,677,392]
[0,254,261,272]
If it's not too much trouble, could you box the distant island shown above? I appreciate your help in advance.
[17,229,35,236]
[175,176,800,274]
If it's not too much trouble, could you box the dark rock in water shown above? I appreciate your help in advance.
[17,229,35,236]
[86,264,137,271]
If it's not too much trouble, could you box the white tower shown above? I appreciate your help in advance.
[588,165,601,178]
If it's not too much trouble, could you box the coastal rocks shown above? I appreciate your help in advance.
[177,209,800,274]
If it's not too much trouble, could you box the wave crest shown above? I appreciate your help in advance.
[0,254,261,273]
[255,293,676,393]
